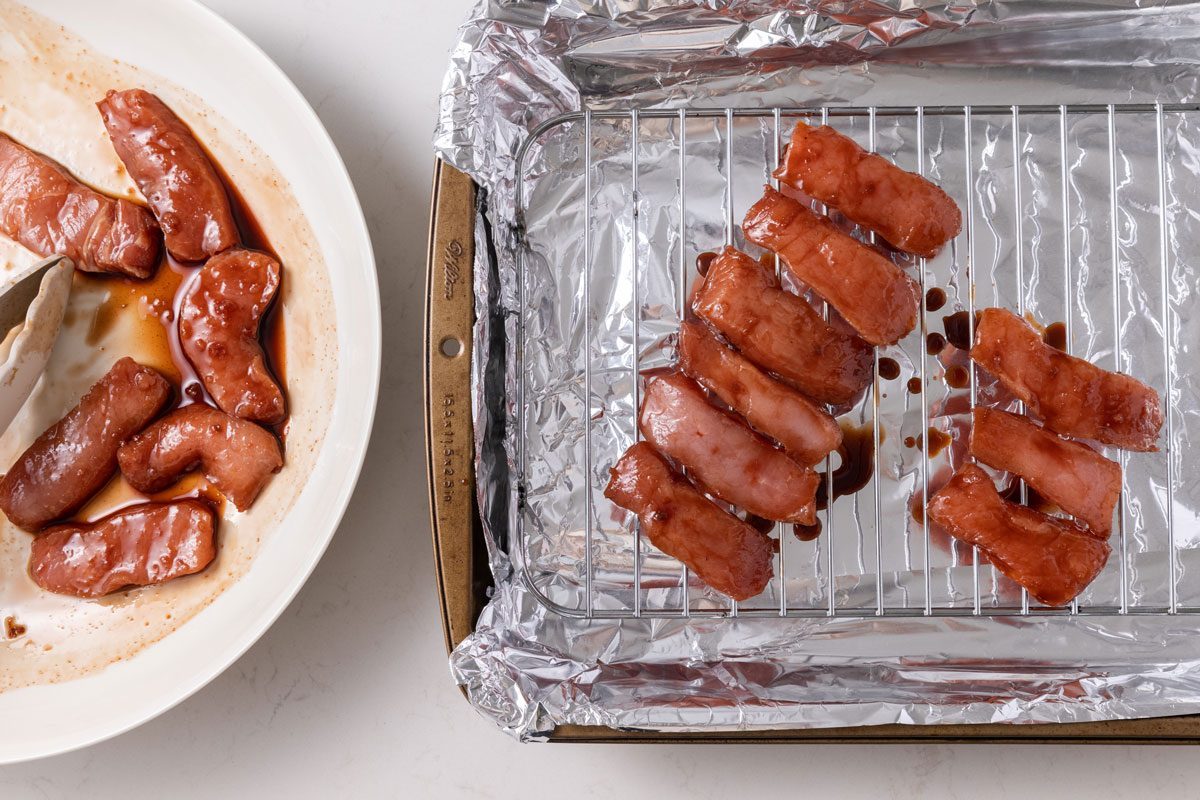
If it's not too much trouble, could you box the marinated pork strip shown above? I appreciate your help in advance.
[691,246,873,406]
[604,442,773,601]
[118,404,283,511]
[742,186,919,345]
[0,132,160,278]
[0,358,172,531]
[971,407,1121,537]
[677,320,841,465]
[970,307,1162,451]
[774,121,961,258]
[98,89,239,262]
[29,500,216,598]
[179,248,285,424]
[639,371,818,524]
[927,464,1110,606]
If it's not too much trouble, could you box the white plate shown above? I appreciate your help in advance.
[0,0,379,762]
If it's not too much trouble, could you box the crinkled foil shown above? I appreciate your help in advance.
[435,0,1200,739]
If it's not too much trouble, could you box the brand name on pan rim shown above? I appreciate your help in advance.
[443,239,463,300]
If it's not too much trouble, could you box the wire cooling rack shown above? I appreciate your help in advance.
[514,103,1200,620]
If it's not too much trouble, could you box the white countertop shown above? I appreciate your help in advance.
[3,1,1199,796]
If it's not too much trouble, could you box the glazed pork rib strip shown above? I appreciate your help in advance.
[677,320,841,466]
[0,358,172,531]
[118,404,283,511]
[774,121,961,258]
[970,307,1163,451]
[970,407,1122,537]
[691,246,873,406]
[926,464,1110,607]
[639,371,818,525]
[179,248,285,424]
[29,500,217,598]
[0,132,160,278]
[742,186,919,345]
[604,442,774,601]
[98,89,239,262]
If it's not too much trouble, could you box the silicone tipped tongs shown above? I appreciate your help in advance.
[0,255,74,431]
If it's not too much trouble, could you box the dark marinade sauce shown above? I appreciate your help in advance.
[942,310,977,351]
[793,519,822,541]
[926,332,947,355]
[944,364,971,389]
[76,133,288,521]
[1043,321,1067,352]
[904,427,952,457]
[814,423,875,511]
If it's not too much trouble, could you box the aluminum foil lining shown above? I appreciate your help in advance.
[435,0,1200,740]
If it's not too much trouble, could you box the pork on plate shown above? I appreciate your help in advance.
[604,442,774,601]
[98,88,240,262]
[0,85,291,606]
[118,404,283,512]
[178,248,286,425]
[29,500,217,598]
[971,307,1162,451]
[774,120,961,258]
[0,358,172,531]
[0,132,160,278]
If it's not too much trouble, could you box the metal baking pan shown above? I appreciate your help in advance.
[426,157,1200,743]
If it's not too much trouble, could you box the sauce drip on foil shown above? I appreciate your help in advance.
[904,427,952,458]
[1043,321,1068,352]
[942,310,977,351]
[793,519,822,541]
[944,365,971,390]
[815,423,876,511]
[926,332,947,355]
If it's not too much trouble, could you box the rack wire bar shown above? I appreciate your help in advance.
[1060,104,1081,617]
[677,108,692,618]
[772,107,787,619]
[1012,105,1031,616]
[1157,103,1180,614]
[517,105,1200,139]
[514,103,1193,621]
[819,106,836,618]
[724,108,739,619]
[963,105,981,616]
[868,108,885,617]
[916,106,933,617]
[630,109,643,618]
[582,109,594,617]
[1108,104,1131,615]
